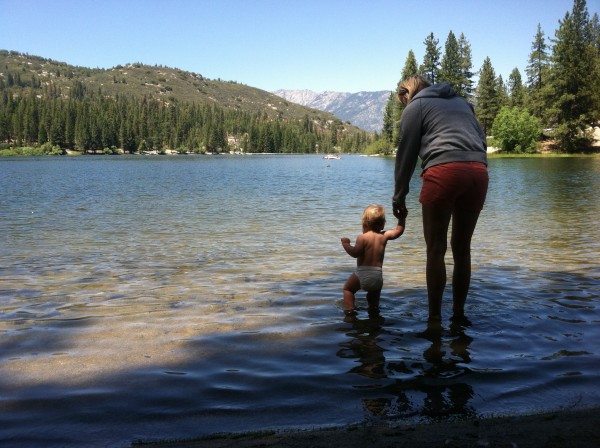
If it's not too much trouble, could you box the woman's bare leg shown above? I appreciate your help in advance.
[422,205,452,322]
[450,208,481,320]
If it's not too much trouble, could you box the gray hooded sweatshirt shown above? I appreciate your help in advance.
[393,82,487,209]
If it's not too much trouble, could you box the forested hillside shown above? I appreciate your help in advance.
[0,51,371,155]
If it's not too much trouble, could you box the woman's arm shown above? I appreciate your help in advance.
[393,102,421,218]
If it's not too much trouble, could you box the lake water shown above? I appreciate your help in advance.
[1,154,599,447]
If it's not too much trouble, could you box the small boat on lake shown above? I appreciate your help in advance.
[323,154,341,160]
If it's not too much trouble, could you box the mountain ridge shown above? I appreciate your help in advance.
[0,50,374,154]
[0,50,367,133]
[273,89,391,133]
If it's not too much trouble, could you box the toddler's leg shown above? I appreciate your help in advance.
[342,273,360,313]
[366,290,381,311]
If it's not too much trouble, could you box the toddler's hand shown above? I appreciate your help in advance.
[341,237,351,244]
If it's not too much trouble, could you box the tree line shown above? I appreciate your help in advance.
[0,58,371,156]
[378,0,599,154]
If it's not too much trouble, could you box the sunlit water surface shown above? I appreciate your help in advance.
[1,155,599,447]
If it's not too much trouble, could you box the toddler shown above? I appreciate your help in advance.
[341,205,404,315]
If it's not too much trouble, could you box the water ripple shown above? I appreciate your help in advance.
[0,156,599,446]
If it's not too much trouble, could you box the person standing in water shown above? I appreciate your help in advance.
[392,75,488,325]
[341,205,404,316]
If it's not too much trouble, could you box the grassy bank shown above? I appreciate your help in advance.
[487,152,600,158]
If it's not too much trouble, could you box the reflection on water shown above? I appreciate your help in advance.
[0,155,599,447]
[339,312,476,421]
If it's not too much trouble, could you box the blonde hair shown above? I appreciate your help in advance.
[362,205,386,232]
[397,75,431,106]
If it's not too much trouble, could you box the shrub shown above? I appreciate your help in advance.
[40,142,64,155]
[492,107,541,153]
[364,138,394,155]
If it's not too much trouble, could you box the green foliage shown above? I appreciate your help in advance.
[457,33,474,99]
[420,33,441,84]
[547,0,599,152]
[386,1,599,155]
[526,24,551,121]
[401,50,419,81]
[0,51,372,155]
[0,146,46,156]
[40,142,64,155]
[364,137,394,155]
[492,106,541,153]
[476,57,502,135]
[508,68,526,107]
[381,92,395,143]
[439,31,462,91]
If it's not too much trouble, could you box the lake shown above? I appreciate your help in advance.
[1,154,599,447]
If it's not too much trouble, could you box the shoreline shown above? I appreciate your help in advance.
[131,406,600,447]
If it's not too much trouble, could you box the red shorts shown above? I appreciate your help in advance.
[419,162,488,211]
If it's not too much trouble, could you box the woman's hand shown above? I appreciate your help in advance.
[393,204,408,221]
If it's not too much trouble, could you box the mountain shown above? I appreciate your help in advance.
[0,50,365,131]
[1,50,375,154]
[272,89,391,133]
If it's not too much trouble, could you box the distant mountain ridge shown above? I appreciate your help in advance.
[272,89,391,133]
[0,50,367,132]
[0,50,373,154]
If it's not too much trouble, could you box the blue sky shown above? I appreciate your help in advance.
[1,0,596,93]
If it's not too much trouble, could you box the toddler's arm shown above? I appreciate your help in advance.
[384,223,405,241]
[341,235,363,258]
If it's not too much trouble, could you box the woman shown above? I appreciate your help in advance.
[392,75,488,324]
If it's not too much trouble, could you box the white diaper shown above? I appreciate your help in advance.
[356,266,383,292]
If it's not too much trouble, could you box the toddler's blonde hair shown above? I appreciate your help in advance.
[362,205,386,232]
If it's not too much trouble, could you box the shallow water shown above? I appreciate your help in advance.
[0,155,599,447]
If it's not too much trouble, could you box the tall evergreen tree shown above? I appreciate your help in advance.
[381,92,395,143]
[420,32,441,84]
[496,75,509,107]
[508,68,526,107]
[439,31,462,90]
[393,50,420,144]
[476,57,501,135]
[590,12,600,121]
[457,33,474,99]
[402,50,419,79]
[525,23,551,120]
[549,0,597,151]
[381,49,419,150]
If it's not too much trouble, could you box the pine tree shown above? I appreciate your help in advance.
[381,92,395,143]
[440,31,462,90]
[508,68,526,107]
[549,0,597,151]
[590,13,600,122]
[381,50,418,152]
[402,50,419,79]
[420,33,441,84]
[525,24,551,121]
[476,57,501,135]
[496,75,509,108]
[457,33,474,99]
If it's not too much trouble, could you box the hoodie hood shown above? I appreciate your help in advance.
[412,82,457,101]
